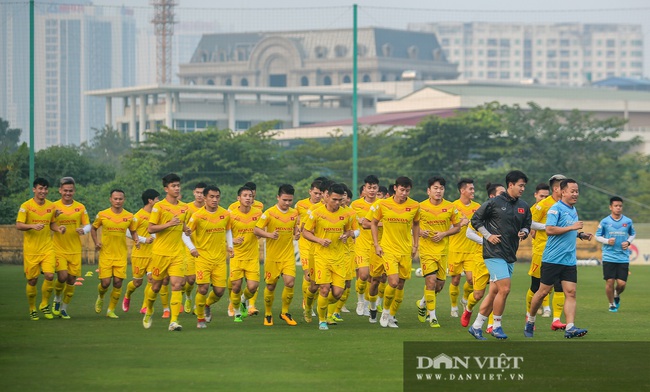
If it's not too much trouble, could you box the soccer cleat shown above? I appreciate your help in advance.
[227,302,235,317]
[319,321,329,330]
[450,307,459,318]
[264,315,273,326]
[609,305,618,312]
[391,315,399,325]
[486,325,493,335]
[59,309,71,319]
[106,310,119,319]
[142,313,153,329]
[369,309,378,323]
[239,302,248,319]
[551,320,567,331]
[461,309,472,327]
[614,296,621,309]
[542,309,551,318]
[536,307,543,315]
[94,297,103,314]
[248,306,259,316]
[205,305,212,323]
[564,326,588,339]
[377,303,383,313]
[53,301,61,316]
[326,316,337,325]
[379,311,390,328]
[429,318,440,328]
[168,321,183,332]
[30,311,39,321]
[279,313,297,326]
[524,322,535,338]
[469,326,487,340]
[40,305,54,320]
[197,319,207,329]
[139,307,147,315]
[356,300,366,316]
[416,300,427,323]
[234,315,243,323]
[184,297,192,314]
[162,308,171,319]
[387,319,399,328]
[491,326,508,340]
[303,309,313,323]
[311,309,317,317]
[341,305,350,313]
[331,312,343,322]
[122,297,130,312]
[460,298,468,308]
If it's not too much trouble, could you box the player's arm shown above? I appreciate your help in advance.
[471,201,500,244]
[370,218,382,256]
[90,225,101,250]
[411,219,420,258]
[50,221,66,234]
[148,215,181,234]
[129,229,141,249]
[546,221,584,236]
[182,232,199,257]
[466,225,483,245]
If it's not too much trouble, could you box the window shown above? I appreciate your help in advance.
[487,38,497,46]
[362,74,371,83]
[357,44,368,57]
[334,45,347,57]
[407,45,419,60]
[300,76,309,86]
[487,49,497,57]
[224,78,231,86]
[381,43,392,57]
[342,75,351,83]
[315,46,328,59]
[240,78,248,86]
[323,76,332,85]
[499,39,510,47]
[207,79,215,85]
[500,71,510,79]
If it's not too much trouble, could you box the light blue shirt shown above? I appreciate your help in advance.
[542,201,579,266]
[596,215,635,263]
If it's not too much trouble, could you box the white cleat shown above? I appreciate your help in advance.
[379,310,390,328]
[142,312,153,329]
[356,300,366,316]
[168,321,183,331]
[387,319,399,328]
[341,305,350,313]
[450,307,459,318]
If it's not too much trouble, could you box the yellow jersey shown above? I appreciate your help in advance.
[256,205,299,263]
[370,197,421,256]
[186,206,231,262]
[92,208,136,260]
[16,198,57,256]
[304,205,356,261]
[350,198,376,252]
[228,200,264,211]
[419,199,461,256]
[230,206,263,261]
[449,199,481,255]
[295,198,320,252]
[150,198,190,258]
[531,195,559,255]
[52,200,90,255]
[131,208,154,258]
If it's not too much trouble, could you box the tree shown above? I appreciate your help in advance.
[0,117,21,153]
[81,125,132,169]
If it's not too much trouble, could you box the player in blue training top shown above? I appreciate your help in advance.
[595,196,635,312]
[525,179,593,339]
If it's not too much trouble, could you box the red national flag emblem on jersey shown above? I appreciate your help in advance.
[517,208,525,214]
[123,218,128,222]
[339,216,345,220]
[291,217,295,220]
[75,208,80,212]
[472,209,477,213]
[623,223,628,227]
[220,216,225,219]
[442,209,447,212]
[405,208,411,211]
[47,209,52,213]
[252,217,258,221]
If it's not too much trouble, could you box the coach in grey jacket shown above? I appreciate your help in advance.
[467,170,532,341]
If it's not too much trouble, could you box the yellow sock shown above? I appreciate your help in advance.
[206,291,218,307]
[160,284,169,309]
[97,283,108,298]
[250,289,259,308]
[40,279,54,308]
[54,280,65,299]
[425,289,436,312]
[170,290,182,323]
[326,291,337,317]
[378,281,387,299]
[26,284,37,311]
[390,288,404,316]
[384,285,396,310]
[195,292,206,319]
[145,285,157,315]
[141,282,152,310]
[264,288,275,316]
[553,291,565,320]
[542,292,550,308]
[526,288,534,315]
[243,287,254,300]
[317,294,328,322]
[281,286,294,314]
[301,278,310,300]
[364,290,371,302]
[335,287,350,313]
[449,284,460,308]
[305,287,316,310]
[108,287,121,312]
[185,282,194,298]
[463,281,473,301]
[488,312,494,326]
[367,291,378,303]
[230,289,241,309]
[125,281,137,299]
[355,279,367,295]
[63,283,75,305]
[467,291,478,312]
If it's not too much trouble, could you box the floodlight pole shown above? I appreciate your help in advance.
[352,4,358,191]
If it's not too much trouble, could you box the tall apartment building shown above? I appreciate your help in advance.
[410,22,644,86]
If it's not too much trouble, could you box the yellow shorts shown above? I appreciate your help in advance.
[314,256,347,289]
[195,257,227,287]
[130,256,151,279]
[24,252,55,280]
[528,253,542,278]
[354,246,371,269]
[383,253,412,280]
[55,253,82,276]
[299,243,311,270]
[185,253,196,276]
[264,259,296,284]
[151,253,185,281]
[346,253,356,280]
[473,260,489,291]
[369,253,385,278]
[230,257,260,282]
[420,253,448,280]
[98,258,127,280]
[448,252,479,276]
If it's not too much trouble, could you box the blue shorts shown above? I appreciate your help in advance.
[484,258,514,281]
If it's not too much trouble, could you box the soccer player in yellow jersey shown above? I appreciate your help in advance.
[16,178,60,320]
[144,173,191,331]
[528,174,568,331]
[350,175,380,316]
[371,176,420,328]
[183,185,233,329]
[414,176,461,327]
[302,183,356,330]
[227,185,264,322]
[183,182,206,314]
[529,183,552,317]
[254,184,300,326]
[90,189,139,319]
[448,178,480,318]
[51,177,90,319]
[294,179,323,321]
[122,189,159,313]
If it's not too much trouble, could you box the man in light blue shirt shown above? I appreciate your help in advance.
[524,179,593,339]
[596,196,635,312]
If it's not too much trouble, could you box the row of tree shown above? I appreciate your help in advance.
[1,102,649,224]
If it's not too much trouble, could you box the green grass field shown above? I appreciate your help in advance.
[0,263,647,392]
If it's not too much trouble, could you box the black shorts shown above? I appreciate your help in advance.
[602,261,629,282]
[540,262,577,286]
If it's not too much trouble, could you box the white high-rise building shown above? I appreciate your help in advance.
[410,22,644,86]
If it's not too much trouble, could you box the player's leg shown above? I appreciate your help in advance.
[279,260,297,325]
[106,269,124,319]
[53,255,68,316]
[39,254,56,319]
